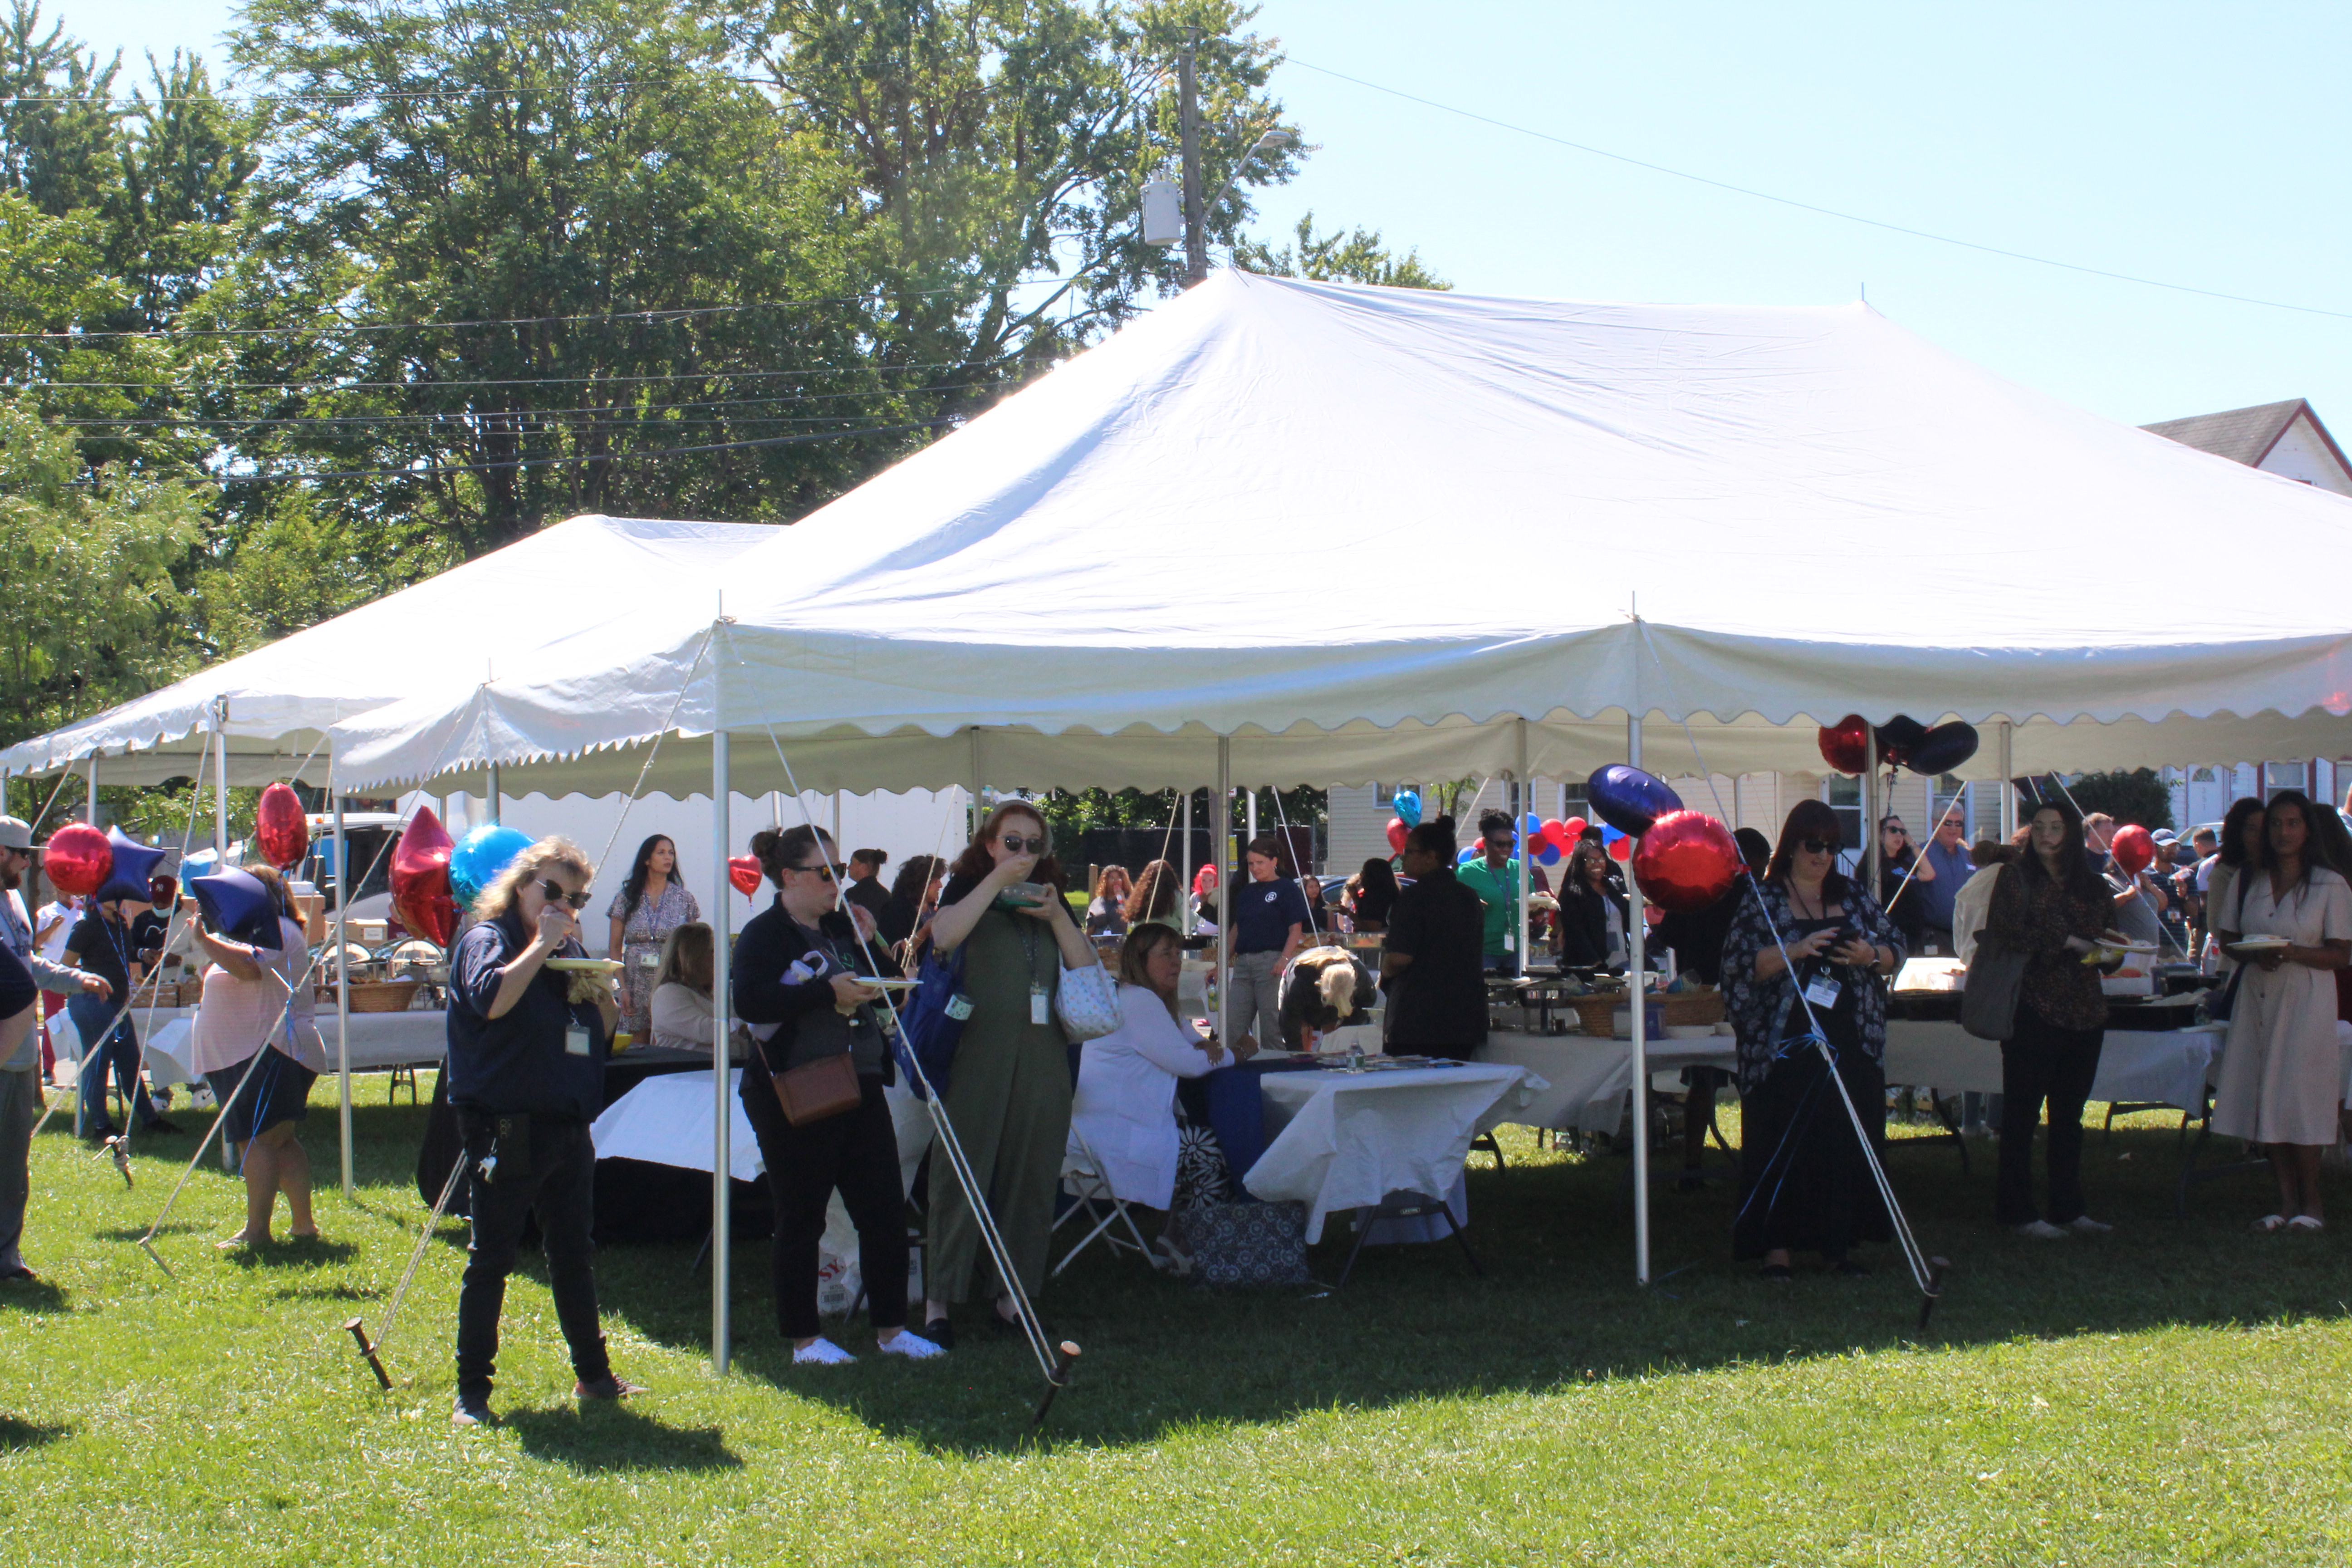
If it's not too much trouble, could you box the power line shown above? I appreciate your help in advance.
[210,418,949,484]
[0,281,1017,341]
[14,379,1007,422]
[20,352,1024,392]
[0,74,777,108]
[1286,55,2352,324]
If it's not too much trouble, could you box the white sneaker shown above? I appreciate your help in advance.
[2067,1215,2112,1235]
[2011,1220,2069,1240]
[877,1330,946,1360]
[792,1337,856,1366]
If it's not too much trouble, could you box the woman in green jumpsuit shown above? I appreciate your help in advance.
[919,803,1103,1344]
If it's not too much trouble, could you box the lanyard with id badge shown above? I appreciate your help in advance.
[1020,923,1050,1025]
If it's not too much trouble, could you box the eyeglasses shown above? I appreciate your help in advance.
[999,834,1045,855]
[1798,838,1839,856]
[793,861,842,882]
[537,878,592,910]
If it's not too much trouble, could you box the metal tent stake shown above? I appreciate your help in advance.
[1031,1342,1083,1426]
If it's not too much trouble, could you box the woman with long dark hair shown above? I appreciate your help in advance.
[735,824,941,1364]
[604,834,699,1039]
[2202,797,2266,963]
[1343,857,1400,933]
[1123,859,1182,930]
[1877,816,1930,954]
[1554,841,1630,970]
[1720,799,1905,1279]
[917,801,1103,1344]
[877,854,944,950]
[1980,798,2120,1239]
[2211,789,2352,1233]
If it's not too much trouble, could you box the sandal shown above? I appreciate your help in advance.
[2252,1214,2288,1235]
[2287,1215,2325,1234]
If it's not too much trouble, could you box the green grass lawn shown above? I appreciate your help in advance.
[5,1076,2352,1566]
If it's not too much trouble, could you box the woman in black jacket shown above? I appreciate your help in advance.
[735,824,942,1366]
[1553,843,1630,970]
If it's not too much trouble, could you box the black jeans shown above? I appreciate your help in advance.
[454,1114,610,1402]
[1996,1009,2105,1226]
[741,1072,908,1341]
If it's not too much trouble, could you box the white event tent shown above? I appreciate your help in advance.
[0,515,781,1199]
[316,270,2352,1360]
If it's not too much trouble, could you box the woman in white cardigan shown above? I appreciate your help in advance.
[1071,924,1226,1209]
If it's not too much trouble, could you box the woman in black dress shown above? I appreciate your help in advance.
[1720,800,1906,1279]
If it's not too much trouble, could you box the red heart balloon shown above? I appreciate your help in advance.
[729,855,763,897]
[2109,824,2155,876]
[1385,818,1409,855]
[389,805,456,946]
[1631,809,1742,912]
[43,822,112,897]
[255,781,311,869]
[1817,715,1868,775]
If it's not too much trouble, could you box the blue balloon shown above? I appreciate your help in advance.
[1599,823,1626,845]
[1456,845,1477,864]
[1392,789,1423,829]
[95,825,167,905]
[191,868,283,950]
[1588,764,1684,838]
[1522,812,1543,839]
[450,824,535,908]
[1537,842,1562,867]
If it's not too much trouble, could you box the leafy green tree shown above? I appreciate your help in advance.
[2067,769,2174,832]
[0,402,209,745]
[1236,209,1448,289]
[0,1,120,216]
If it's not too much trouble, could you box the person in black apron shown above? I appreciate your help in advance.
[1721,800,1906,1279]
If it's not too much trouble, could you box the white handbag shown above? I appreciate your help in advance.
[1055,961,1122,1042]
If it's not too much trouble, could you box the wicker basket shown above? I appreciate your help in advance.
[343,978,424,1014]
[1569,988,1725,1037]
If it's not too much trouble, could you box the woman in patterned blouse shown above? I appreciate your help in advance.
[605,834,701,1037]
[1720,799,1905,1280]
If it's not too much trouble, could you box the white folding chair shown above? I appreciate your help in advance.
[1052,1131,1161,1277]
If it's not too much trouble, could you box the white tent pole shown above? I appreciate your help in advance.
[212,701,230,862]
[1246,786,1257,852]
[1997,721,2016,840]
[831,790,842,845]
[1215,738,1231,1043]
[487,763,501,825]
[1863,729,1880,892]
[1180,791,1195,936]
[1627,712,1650,1285]
[710,719,733,1375]
[333,751,353,1200]
[968,728,983,840]
[1515,720,1530,974]
[87,755,98,824]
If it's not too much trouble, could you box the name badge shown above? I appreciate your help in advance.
[1030,985,1051,1026]
[1802,973,1842,1010]
[565,1024,592,1057]
[637,950,662,968]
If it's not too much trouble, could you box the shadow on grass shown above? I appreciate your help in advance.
[0,1413,72,1450]
[0,1278,67,1312]
[216,1237,362,1269]
[272,1280,378,1302]
[576,1117,2352,1455]
[503,1403,743,1473]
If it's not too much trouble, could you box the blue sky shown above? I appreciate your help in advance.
[76,0,2352,432]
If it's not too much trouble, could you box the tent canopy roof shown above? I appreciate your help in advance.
[331,272,2352,796]
[1,515,776,787]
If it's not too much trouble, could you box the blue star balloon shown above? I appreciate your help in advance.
[95,825,167,905]
[191,868,283,950]
[449,824,535,908]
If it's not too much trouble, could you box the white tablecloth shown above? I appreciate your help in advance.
[1477,1032,1741,1134]
[589,1068,933,1194]
[1243,1063,1541,1243]
[52,1005,450,1088]
[1882,1020,2224,1110]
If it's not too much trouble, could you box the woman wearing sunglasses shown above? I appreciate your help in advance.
[443,838,636,1426]
[733,824,942,1365]
[916,801,1102,1346]
[1720,799,1906,1279]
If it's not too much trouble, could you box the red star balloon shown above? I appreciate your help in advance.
[1631,810,1743,912]
[389,805,456,946]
